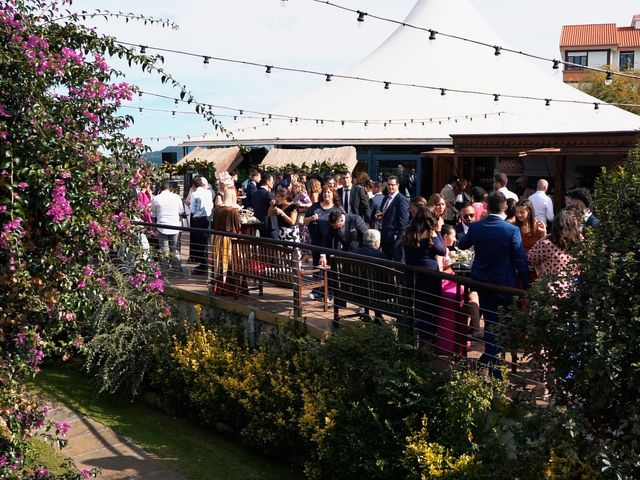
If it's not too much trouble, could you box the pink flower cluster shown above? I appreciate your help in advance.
[0,218,23,249]
[87,220,113,252]
[54,421,71,438]
[113,212,131,232]
[146,269,164,293]
[46,177,73,223]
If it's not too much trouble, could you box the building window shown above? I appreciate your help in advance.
[620,52,634,71]
[566,51,587,70]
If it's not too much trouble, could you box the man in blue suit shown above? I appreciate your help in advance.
[458,191,530,376]
[377,176,410,262]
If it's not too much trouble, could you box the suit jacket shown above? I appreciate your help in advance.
[457,214,530,289]
[252,187,274,225]
[329,213,369,252]
[243,180,258,209]
[370,193,384,229]
[454,222,467,239]
[585,213,600,228]
[337,185,371,223]
[380,194,410,246]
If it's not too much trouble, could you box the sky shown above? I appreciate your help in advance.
[72,0,637,149]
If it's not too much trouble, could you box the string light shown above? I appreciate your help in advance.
[440,88,446,96]
[203,56,210,68]
[139,45,146,54]
[594,102,600,111]
[493,94,500,102]
[120,43,640,109]
[383,81,390,90]
[605,71,613,86]
[309,0,640,82]
[545,98,551,109]
[356,10,366,25]
[552,59,560,73]
[493,46,501,56]
[428,30,437,42]
[265,65,272,77]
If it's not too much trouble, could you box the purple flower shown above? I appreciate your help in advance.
[55,421,71,438]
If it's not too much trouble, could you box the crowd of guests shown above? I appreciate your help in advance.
[144,167,596,375]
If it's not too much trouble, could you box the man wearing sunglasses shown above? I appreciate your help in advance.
[454,202,476,241]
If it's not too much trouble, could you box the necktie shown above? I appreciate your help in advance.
[382,195,392,214]
[344,189,350,213]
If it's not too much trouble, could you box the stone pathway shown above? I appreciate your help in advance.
[47,402,184,480]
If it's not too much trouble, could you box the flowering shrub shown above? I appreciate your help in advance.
[0,0,218,476]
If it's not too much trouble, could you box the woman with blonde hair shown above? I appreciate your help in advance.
[211,188,242,296]
[308,178,322,204]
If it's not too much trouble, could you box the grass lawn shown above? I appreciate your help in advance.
[29,365,304,480]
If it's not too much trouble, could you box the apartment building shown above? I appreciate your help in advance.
[560,14,640,83]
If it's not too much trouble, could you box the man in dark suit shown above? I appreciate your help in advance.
[328,210,369,252]
[377,175,410,262]
[242,170,261,209]
[337,172,371,224]
[565,187,600,228]
[458,191,530,377]
[252,174,275,237]
[454,202,476,242]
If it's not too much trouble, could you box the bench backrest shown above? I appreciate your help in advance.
[331,256,409,318]
[232,237,297,288]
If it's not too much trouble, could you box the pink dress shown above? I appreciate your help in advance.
[436,257,468,356]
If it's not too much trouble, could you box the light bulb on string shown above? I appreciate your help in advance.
[545,98,551,110]
[138,107,143,116]
[383,82,390,90]
[356,10,367,27]
[493,94,500,103]
[440,88,446,101]
[171,110,176,118]
[203,56,210,69]
[139,45,146,54]
[138,91,143,101]
[604,71,613,86]
[494,46,502,59]
[594,102,600,113]
[325,74,332,85]
[552,60,560,74]
[428,30,437,46]
[265,65,272,78]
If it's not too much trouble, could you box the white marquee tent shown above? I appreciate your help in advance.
[188,0,639,148]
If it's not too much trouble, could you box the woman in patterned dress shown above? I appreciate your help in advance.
[527,208,582,283]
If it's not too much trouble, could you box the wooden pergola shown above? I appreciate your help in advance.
[423,130,639,210]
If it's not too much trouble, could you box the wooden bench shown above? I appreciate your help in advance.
[231,237,328,318]
[330,255,411,330]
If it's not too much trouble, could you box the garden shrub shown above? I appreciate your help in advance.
[81,261,179,398]
[298,323,508,480]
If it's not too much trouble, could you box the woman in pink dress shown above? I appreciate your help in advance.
[435,224,467,357]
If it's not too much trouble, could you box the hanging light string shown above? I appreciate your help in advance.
[114,40,635,110]
[309,0,640,82]
[137,90,509,125]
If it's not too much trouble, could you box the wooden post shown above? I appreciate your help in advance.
[554,155,567,213]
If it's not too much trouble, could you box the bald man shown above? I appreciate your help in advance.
[528,179,554,225]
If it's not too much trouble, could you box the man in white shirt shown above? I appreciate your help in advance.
[190,176,214,274]
[528,179,554,225]
[152,180,185,271]
[440,176,459,223]
[494,173,518,202]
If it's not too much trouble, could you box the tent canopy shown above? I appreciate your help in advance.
[260,146,358,172]
[176,146,242,173]
[190,0,639,147]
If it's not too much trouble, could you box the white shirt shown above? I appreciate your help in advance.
[191,186,214,218]
[528,190,554,223]
[152,190,185,235]
[498,186,519,202]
